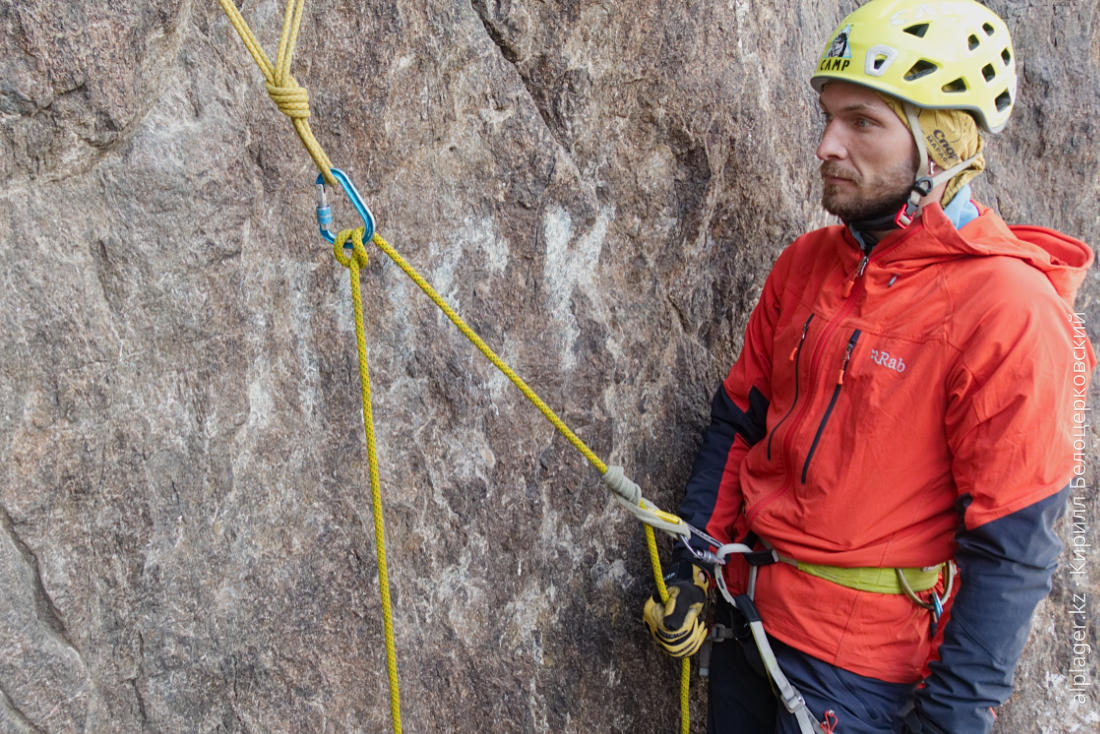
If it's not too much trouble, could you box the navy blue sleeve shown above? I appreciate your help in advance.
[912,486,1069,733]
[675,384,769,563]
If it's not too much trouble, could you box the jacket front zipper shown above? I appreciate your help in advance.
[767,314,814,460]
[749,312,852,524]
[800,329,861,483]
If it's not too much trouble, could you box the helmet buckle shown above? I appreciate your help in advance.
[894,201,918,229]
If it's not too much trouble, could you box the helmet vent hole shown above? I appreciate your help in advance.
[968,34,980,50]
[872,53,890,71]
[904,59,939,82]
[982,64,996,82]
[995,90,1012,111]
[1001,48,1012,65]
[942,78,968,94]
[903,23,930,38]
[982,22,996,36]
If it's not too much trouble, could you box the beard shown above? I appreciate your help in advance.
[820,159,917,223]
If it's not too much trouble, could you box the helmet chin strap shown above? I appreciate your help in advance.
[895,102,981,228]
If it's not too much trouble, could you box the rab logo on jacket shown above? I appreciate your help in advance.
[869,348,906,373]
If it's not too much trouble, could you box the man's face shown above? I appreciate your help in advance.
[816,81,919,223]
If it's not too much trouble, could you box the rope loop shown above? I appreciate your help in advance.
[334,227,369,269]
[265,79,311,119]
[602,465,641,505]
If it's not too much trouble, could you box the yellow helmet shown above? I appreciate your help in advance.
[810,0,1017,133]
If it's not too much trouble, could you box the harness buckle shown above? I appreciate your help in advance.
[894,201,917,229]
[743,548,780,567]
[912,176,934,197]
[780,686,808,715]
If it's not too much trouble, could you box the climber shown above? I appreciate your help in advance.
[642,1,1095,732]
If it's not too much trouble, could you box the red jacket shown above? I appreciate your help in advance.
[689,201,1094,682]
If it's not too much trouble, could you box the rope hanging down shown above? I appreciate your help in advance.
[333,228,402,733]
[215,2,691,732]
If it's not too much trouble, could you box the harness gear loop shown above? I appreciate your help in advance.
[897,560,957,634]
[332,225,402,733]
[897,561,956,608]
[317,169,377,245]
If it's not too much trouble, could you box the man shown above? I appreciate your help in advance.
[642,1,1095,732]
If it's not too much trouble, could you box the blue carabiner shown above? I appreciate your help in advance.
[315,168,376,246]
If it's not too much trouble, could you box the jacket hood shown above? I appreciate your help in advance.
[875,201,1094,309]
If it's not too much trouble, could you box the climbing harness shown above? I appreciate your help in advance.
[215,1,696,731]
[696,535,954,734]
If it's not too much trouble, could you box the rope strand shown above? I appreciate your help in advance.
[335,228,402,733]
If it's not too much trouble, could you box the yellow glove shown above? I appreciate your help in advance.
[643,562,710,658]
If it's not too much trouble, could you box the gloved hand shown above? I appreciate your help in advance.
[643,561,710,658]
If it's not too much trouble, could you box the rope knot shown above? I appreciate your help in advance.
[265,79,311,119]
[334,227,369,269]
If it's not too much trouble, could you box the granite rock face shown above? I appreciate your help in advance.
[1,1,1098,732]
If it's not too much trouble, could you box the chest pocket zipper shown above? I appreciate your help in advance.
[767,314,814,461]
[800,329,861,484]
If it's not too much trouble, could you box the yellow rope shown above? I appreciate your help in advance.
[368,232,609,472]
[647,525,689,734]
[216,0,336,186]
[372,228,686,733]
[681,657,691,734]
[215,2,689,731]
[334,227,402,733]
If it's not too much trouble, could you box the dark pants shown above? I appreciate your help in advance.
[707,601,917,734]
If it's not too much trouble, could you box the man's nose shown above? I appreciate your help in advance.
[816,122,846,161]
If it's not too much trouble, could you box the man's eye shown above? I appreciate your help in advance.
[855,117,873,128]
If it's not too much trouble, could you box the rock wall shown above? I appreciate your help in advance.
[1,1,1097,732]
